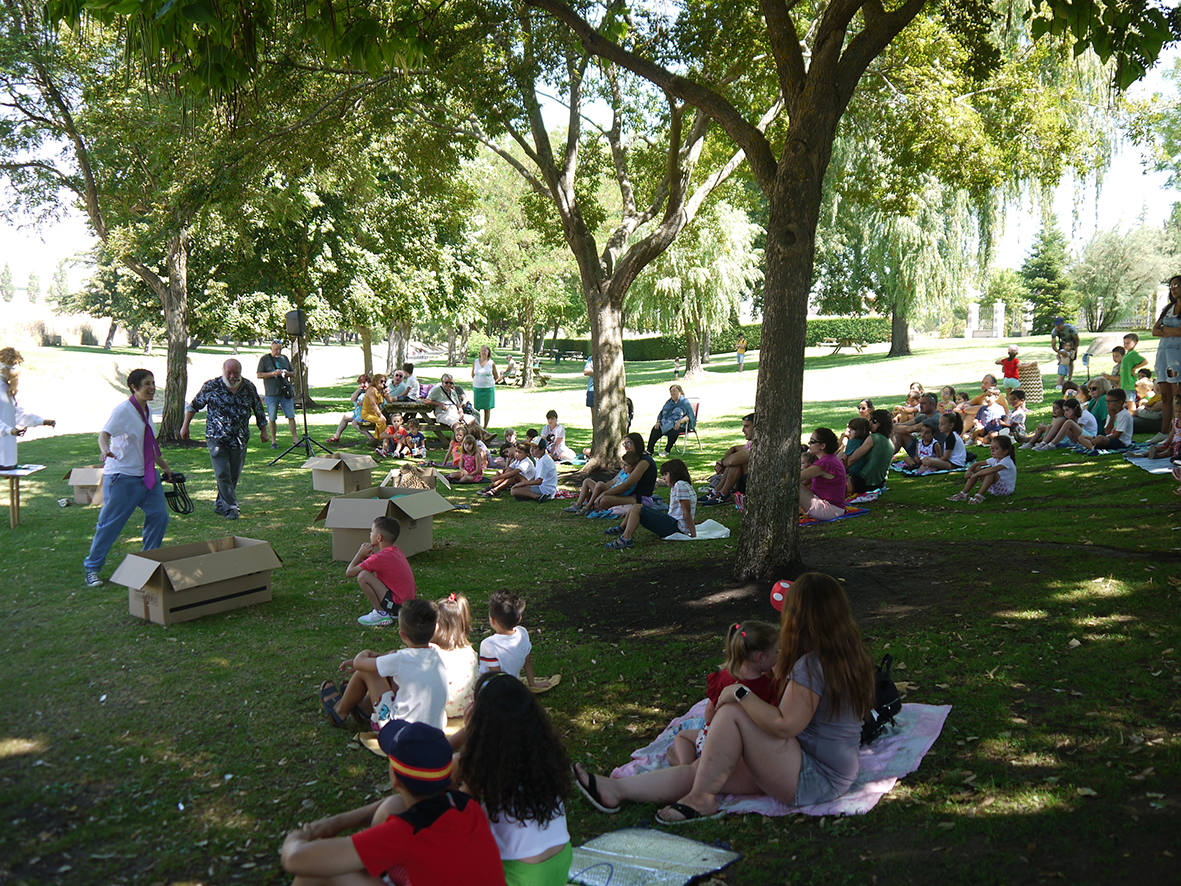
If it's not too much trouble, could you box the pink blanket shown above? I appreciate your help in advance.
[611,699,950,817]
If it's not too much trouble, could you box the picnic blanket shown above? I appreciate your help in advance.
[889,462,965,476]
[611,699,950,818]
[663,519,729,541]
[1056,442,1149,457]
[847,487,885,504]
[1123,453,1178,475]
[800,506,869,526]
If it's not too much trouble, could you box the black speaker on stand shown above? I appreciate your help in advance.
[269,309,332,465]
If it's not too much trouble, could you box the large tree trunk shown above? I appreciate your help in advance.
[158,234,189,441]
[447,327,458,366]
[586,291,628,468]
[386,319,410,375]
[684,324,703,376]
[358,326,373,376]
[103,319,118,349]
[888,303,911,357]
[702,327,712,364]
[734,117,837,581]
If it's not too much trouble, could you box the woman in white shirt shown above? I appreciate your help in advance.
[82,369,173,587]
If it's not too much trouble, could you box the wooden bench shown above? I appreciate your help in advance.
[817,338,865,355]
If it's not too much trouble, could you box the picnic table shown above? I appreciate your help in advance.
[382,401,451,445]
[0,464,46,529]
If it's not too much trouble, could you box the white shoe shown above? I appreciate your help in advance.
[1145,432,1167,446]
[1019,442,1034,450]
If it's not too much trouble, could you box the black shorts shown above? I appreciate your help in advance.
[734,474,747,494]
[850,474,882,495]
[379,590,402,616]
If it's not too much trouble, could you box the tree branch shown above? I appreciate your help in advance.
[759,0,806,101]
[836,0,926,103]
[525,0,778,191]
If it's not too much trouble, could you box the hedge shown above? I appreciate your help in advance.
[540,317,885,362]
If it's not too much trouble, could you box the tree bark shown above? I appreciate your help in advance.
[358,326,373,376]
[888,304,911,357]
[447,327,458,366]
[386,319,410,375]
[684,324,703,376]
[586,290,628,468]
[153,233,189,441]
[702,327,712,364]
[103,320,118,349]
[521,299,536,388]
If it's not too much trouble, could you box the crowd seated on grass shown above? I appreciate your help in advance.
[841,411,892,494]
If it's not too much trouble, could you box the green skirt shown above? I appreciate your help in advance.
[474,386,495,410]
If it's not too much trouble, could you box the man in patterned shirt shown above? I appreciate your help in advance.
[181,359,269,519]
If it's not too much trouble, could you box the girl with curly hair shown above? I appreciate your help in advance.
[457,673,572,885]
[573,572,874,824]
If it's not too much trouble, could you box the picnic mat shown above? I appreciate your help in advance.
[1123,453,1178,475]
[569,828,740,886]
[663,519,729,541]
[800,506,869,526]
[889,462,965,476]
[611,699,950,818]
[847,487,885,504]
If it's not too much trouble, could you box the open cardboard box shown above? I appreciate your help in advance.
[380,465,451,491]
[111,535,283,626]
[302,452,380,494]
[314,486,454,561]
[64,465,105,506]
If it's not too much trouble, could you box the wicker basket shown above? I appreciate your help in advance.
[1017,360,1044,403]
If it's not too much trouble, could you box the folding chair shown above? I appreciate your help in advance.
[675,399,702,454]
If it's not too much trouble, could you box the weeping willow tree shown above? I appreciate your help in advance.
[630,202,763,375]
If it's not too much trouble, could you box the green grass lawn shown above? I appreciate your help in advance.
[0,341,1178,885]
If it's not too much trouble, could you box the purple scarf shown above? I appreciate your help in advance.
[130,396,160,489]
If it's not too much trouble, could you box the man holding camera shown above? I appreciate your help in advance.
[257,340,298,448]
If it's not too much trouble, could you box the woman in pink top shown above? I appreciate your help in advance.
[799,427,846,520]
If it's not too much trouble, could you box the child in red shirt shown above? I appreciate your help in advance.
[669,620,780,764]
[281,721,505,886]
[996,345,1022,389]
[347,516,417,628]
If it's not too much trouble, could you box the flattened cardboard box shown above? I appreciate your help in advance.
[64,465,105,506]
[314,486,454,561]
[302,452,380,494]
[111,536,283,626]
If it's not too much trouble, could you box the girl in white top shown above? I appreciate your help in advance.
[456,673,572,886]
[432,593,478,719]
[542,410,576,462]
[605,459,698,550]
[1036,396,1101,450]
[917,412,967,472]
[949,436,1017,503]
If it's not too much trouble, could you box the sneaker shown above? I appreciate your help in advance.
[85,569,103,588]
[1145,432,1168,446]
[947,492,969,502]
[271,441,279,449]
[358,610,395,627]
[1019,442,1034,450]
[604,525,624,535]
[605,537,633,550]
[225,508,240,520]
[562,504,582,513]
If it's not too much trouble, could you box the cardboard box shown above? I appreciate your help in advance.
[302,453,380,494]
[111,536,283,626]
[380,465,452,491]
[64,466,105,506]
[314,487,454,561]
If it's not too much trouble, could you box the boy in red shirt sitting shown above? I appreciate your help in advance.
[281,721,505,886]
[348,516,417,627]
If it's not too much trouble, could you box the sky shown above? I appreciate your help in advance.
[2,50,1178,300]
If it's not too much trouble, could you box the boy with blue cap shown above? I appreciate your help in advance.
[281,721,504,885]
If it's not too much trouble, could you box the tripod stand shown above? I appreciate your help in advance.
[269,334,333,465]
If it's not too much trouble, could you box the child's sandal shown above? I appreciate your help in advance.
[947,492,969,502]
[969,493,985,504]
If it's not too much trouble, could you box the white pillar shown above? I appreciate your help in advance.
[992,301,1005,338]
[965,302,979,340]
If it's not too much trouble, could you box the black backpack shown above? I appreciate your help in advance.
[861,653,903,745]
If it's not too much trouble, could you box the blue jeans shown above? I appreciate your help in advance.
[83,472,169,571]
[209,438,248,513]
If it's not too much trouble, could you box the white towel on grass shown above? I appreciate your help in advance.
[662,518,730,541]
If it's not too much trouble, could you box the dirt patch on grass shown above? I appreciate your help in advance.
[551,537,971,641]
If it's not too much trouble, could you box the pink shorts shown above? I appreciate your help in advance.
[805,497,846,520]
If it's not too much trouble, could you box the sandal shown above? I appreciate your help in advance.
[654,801,724,826]
[573,764,619,814]
[338,677,370,727]
[319,680,348,728]
[946,492,968,502]
[969,493,985,504]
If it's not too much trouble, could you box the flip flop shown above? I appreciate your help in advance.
[572,764,619,814]
[654,802,724,826]
[319,680,348,728]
